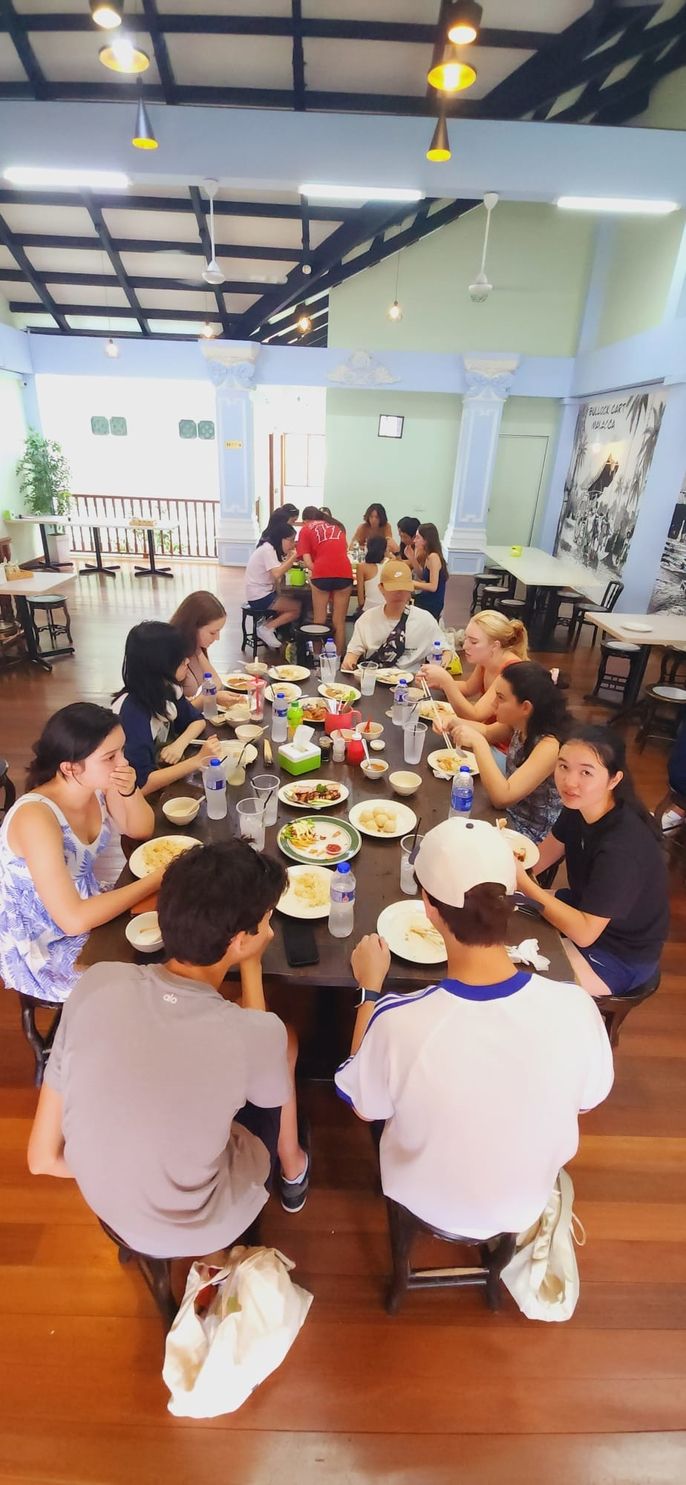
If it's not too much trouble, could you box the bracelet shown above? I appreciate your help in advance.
[119,784,138,797]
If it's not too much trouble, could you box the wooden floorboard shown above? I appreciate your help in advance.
[0,562,684,1483]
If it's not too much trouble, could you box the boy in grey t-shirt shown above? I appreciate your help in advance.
[28,841,309,1259]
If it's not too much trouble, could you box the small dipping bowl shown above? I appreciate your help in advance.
[370,739,386,753]
[389,770,422,797]
[235,723,263,742]
[125,911,163,954]
[162,796,200,826]
[244,660,269,676]
[362,758,389,781]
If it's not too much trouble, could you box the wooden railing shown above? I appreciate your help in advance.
[68,493,219,561]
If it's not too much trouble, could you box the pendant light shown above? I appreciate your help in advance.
[100,35,150,73]
[131,93,157,150]
[387,252,403,321]
[295,304,313,335]
[446,2,482,45]
[90,0,123,28]
[426,112,451,163]
[427,44,476,93]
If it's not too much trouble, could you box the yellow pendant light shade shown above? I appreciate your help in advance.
[295,304,313,334]
[426,114,451,163]
[427,44,476,93]
[100,37,150,74]
[90,0,123,28]
[132,96,158,149]
[446,2,482,46]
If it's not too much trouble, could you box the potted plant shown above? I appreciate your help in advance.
[16,429,72,565]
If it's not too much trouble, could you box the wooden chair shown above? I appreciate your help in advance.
[295,621,332,666]
[469,567,508,616]
[27,594,73,657]
[588,639,643,706]
[17,993,64,1087]
[570,580,623,649]
[98,1211,263,1330]
[384,1197,516,1315]
[595,969,660,1050]
[240,603,276,658]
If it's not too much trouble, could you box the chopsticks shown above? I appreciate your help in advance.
[418,675,461,760]
[408,816,422,865]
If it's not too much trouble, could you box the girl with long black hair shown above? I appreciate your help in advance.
[113,621,218,793]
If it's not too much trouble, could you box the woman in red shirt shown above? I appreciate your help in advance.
[297,505,353,656]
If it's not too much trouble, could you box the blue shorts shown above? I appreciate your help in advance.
[247,593,276,615]
[555,889,658,996]
[233,1101,281,1189]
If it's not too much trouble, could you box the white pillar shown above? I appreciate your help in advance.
[204,345,260,566]
[443,356,519,574]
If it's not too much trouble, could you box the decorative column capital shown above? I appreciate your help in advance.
[462,356,519,403]
[202,342,260,392]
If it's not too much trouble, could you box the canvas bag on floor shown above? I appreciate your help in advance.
[162,1245,313,1417]
[501,1168,586,1322]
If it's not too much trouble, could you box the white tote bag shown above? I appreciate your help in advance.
[162,1245,313,1417]
[501,1168,586,1323]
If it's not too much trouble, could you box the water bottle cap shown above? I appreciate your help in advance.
[203,672,212,679]
[399,679,408,687]
[209,757,221,767]
[337,862,351,874]
[459,764,471,773]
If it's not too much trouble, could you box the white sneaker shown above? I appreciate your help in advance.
[256,622,280,651]
[660,807,685,832]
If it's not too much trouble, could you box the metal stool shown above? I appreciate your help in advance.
[588,640,642,707]
[17,992,64,1087]
[595,969,660,1050]
[240,603,276,659]
[384,1197,515,1315]
[27,594,73,657]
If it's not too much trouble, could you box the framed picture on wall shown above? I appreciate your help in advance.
[378,414,404,440]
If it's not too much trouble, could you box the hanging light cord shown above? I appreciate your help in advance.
[394,252,400,301]
[479,202,493,277]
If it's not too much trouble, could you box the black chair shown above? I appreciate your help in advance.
[570,581,623,649]
[240,603,276,659]
[384,1198,515,1315]
[595,969,660,1050]
[27,594,73,656]
[588,640,643,707]
[0,758,16,820]
[17,993,64,1087]
[469,567,508,616]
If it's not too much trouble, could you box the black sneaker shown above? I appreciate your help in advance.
[279,1153,310,1214]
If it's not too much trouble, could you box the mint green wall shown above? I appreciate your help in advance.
[489,399,561,545]
[324,389,460,535]
[329,204,594,357]
[633,66,686,128]
[0,371,37,562]
[594,211,686,348]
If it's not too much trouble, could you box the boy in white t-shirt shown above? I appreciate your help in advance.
[335,818,614,1238]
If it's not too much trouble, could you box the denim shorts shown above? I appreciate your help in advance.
[247,592,276,615]
[555,890,658,996]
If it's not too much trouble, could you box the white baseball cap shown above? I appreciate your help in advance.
[414,818,516,908]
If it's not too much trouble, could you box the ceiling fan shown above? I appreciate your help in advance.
[201,178,224,285]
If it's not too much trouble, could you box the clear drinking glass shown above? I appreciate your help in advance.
[403,721,427,765]
[359,662,378,696]
[251,773,279,827]
[320,654,338,685]
[236,797,266,850]
[400,833,423,895]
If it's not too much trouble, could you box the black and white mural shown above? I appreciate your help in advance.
[649,485,686,614]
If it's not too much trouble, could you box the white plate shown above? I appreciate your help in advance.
[222,673,253,692]
[418,699,455,724]
[318,682,361,703]
[264,683,302,704]
[499,828,540,870]
[427,748,479,778]
[268,664,310,683]
[377,900,447,965]
[129,835,200,878]
[277,865,332,919]
[299,698,331,724]
[212,741,258,766]
[620,623,652,634]
[279,780,349,810]
[349,799,417,840]
[376,668,415,686]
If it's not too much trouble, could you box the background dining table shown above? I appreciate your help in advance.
[81,674,573,1075]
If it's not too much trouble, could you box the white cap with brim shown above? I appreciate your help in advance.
[414,818,517,909]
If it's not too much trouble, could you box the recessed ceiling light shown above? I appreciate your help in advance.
[4,166,129,189]
[100,36,150,74]
[556,196,679,215]
[300,183,422,204]
[446,1,482,45]
[90,0,123,29]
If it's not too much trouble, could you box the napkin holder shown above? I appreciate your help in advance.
[278,724,321,776]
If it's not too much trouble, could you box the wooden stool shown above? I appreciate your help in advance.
[240,603,275,658]
[295,621,332,666]
[469,569,507,616]
[0,758,16,820]
[384,1197,515,1315]
[635,685,686,752]
[588,640,642,706]
[27,594,73,657]
[17,993,64,1087]
[98,1219,178,1329]
[595,970,660,1050]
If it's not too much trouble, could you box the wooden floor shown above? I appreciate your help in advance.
[1,563,685,1485]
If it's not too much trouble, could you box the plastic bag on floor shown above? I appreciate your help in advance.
[162,1245,313,1417]
[501,1168,585,1322]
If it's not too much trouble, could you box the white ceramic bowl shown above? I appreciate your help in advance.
[362,758,389,781]
[244,660,269,676]
[125,911,163,954]
[235,723,263,742]
[389,770,422,797]
[370,739,386,753]
[162,796,200,826]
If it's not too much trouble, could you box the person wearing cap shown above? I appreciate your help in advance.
[342,559,449,671]
[335,819,613,1240]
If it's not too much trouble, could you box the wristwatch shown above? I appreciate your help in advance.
[355,986,382,1008]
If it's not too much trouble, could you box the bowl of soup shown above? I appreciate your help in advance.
[389,770,422,797]
[162,796,200,826]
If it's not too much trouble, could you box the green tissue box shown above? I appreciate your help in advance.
[278,742,322,776]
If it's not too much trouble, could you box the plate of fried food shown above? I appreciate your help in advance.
[129,835,200,879]
[277,815,361,865]
[318,682,361,703]
[418,699,455,725]
[348,799,416,840]
[264,682,303,704]
[496,820,540,869]
[377,900,447,965]
[268,663,311,683]
[300,697,330,724]
[427,748,479,778]
[376,668,414,686]
[279,779,349,810]
[277,865,333,919]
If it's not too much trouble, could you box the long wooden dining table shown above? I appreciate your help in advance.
[81,674,573,1075]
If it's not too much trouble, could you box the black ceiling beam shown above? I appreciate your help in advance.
[0,189,354,223]
[298,198,480,308]
[0,267,281,295]
[0,0,47,99]
[0,13,550,46]
[291,0,306,112]
[29,326,205,342]
[0,211,68,330]
[562,28,686,124]
[10,300,235,324]
[15,232,299,260]
[0,79,491,114]
[140,0,177,105]
[82,194,150,336]
[188,186,230,333]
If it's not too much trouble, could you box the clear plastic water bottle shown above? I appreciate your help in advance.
[428,638,443,667]
[328,862,356,938]
[203,757,227,820]
[392,677,409,726]
[449,765,474,819]
[271,689,288,744]
[322,636,338,683]
[202,671,218,722]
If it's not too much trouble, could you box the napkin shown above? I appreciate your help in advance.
[506,938,550,972]
[292,723,315,753]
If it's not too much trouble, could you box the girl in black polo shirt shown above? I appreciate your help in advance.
[516,725,669,997]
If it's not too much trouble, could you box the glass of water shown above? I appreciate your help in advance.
[403,721,427,765]
[251,773,280,827]
[400,833,423,895]
[236,797,266,850]
[359,662,378,696]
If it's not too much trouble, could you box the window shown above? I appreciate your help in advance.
[378,415,404,439]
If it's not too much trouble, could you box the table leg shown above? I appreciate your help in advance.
[37,523,73,573]
[80,526,120,577]
[134,528,173,578]
[15,594,52,672]
[607,644,652,726]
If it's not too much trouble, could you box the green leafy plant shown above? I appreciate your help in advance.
[16,429,71,522]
